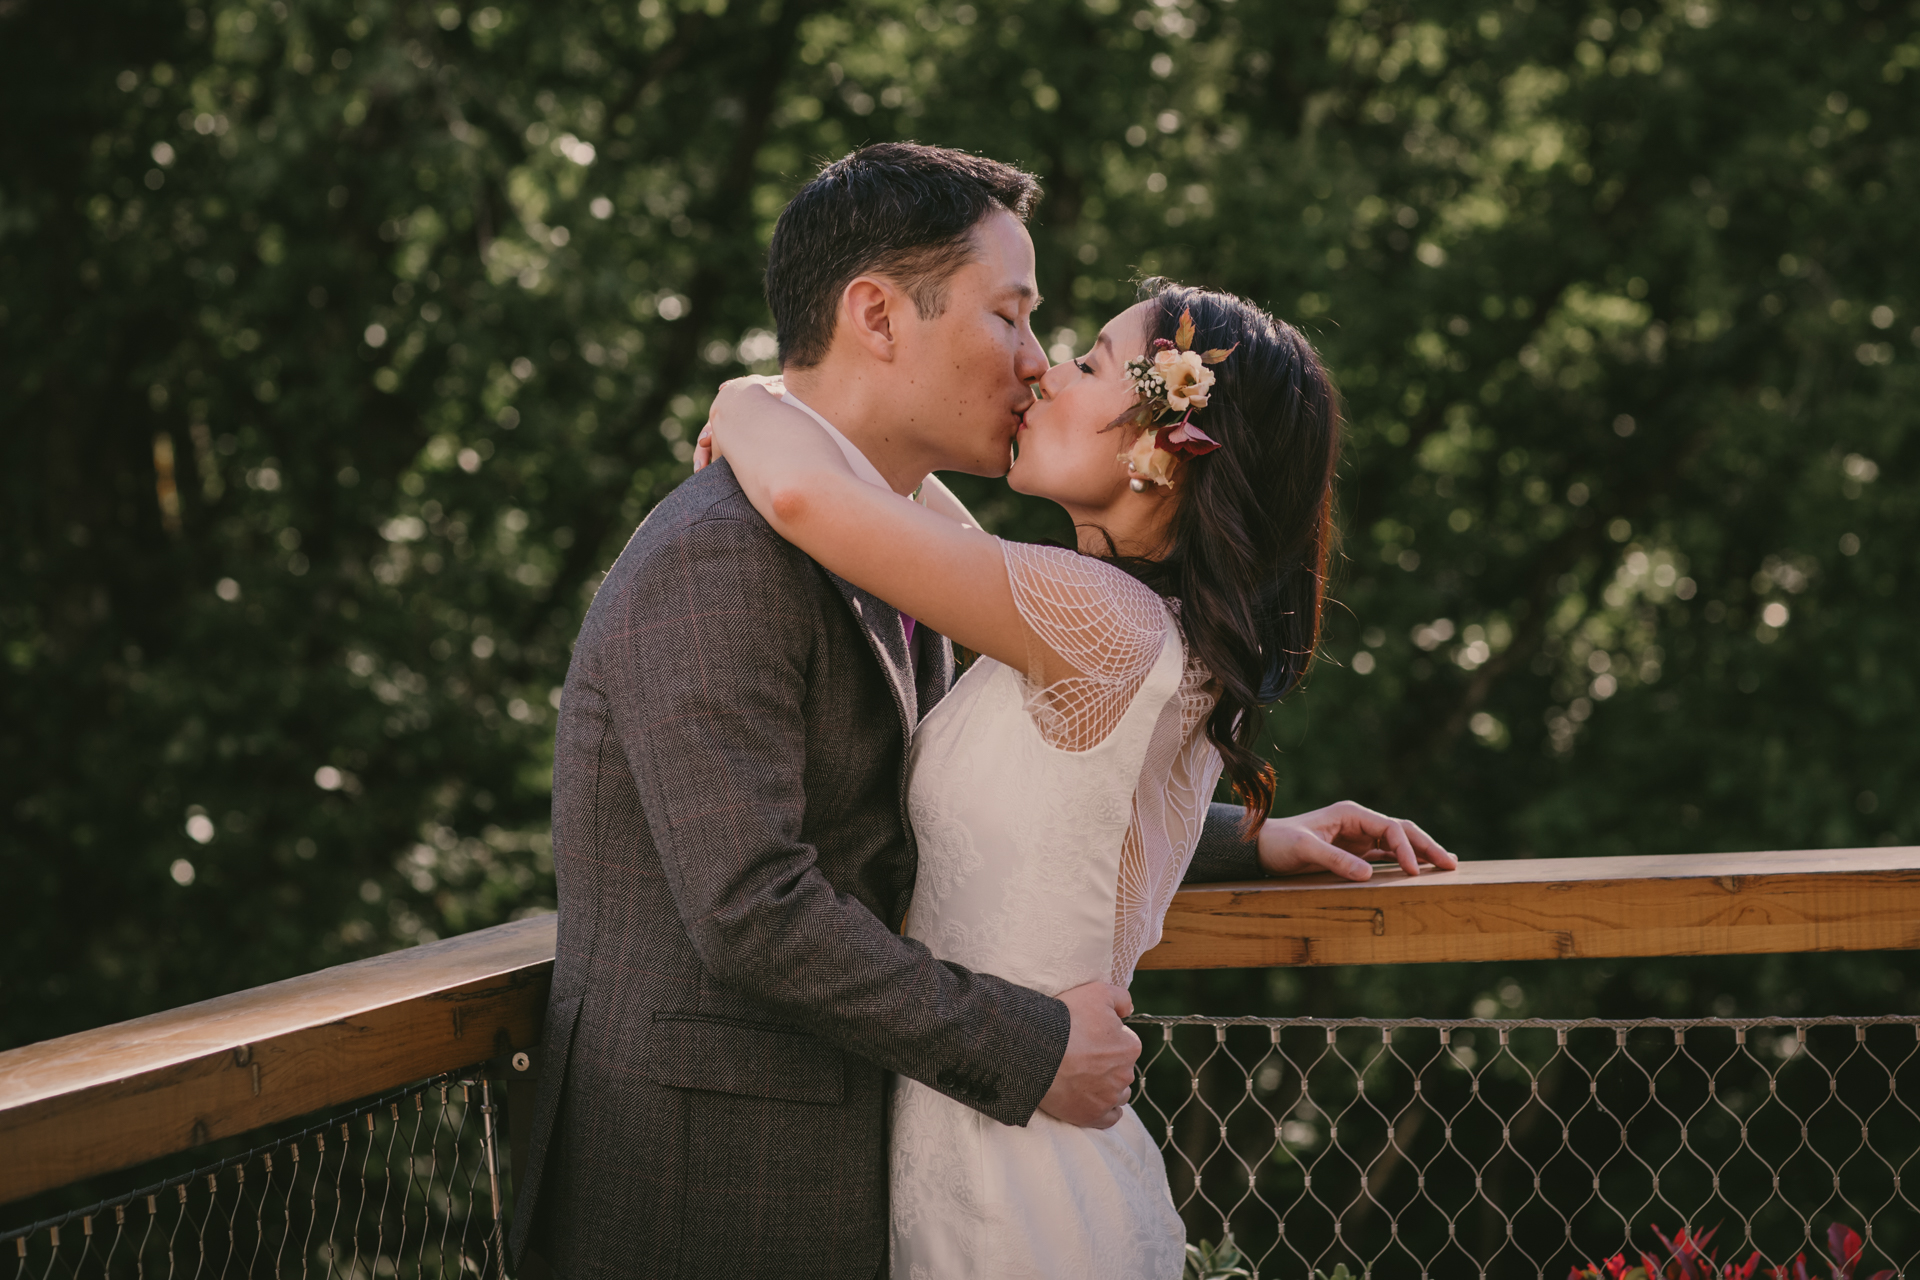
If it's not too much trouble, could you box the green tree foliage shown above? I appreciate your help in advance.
[3,0,1916,1051]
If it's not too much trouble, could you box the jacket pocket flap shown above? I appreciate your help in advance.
[645,1014,845,1105]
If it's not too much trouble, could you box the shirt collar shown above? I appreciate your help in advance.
[781,389,912,496]
[780,389,922,656]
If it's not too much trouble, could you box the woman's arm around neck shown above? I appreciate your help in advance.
[709,380,1072,685]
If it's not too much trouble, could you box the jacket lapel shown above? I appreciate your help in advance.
[913,624,955,712]
[825,574,960,928]
[826,572,918,736]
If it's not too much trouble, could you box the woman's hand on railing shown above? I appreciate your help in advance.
[1255,801,1455,881]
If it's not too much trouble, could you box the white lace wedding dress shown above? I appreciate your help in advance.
[890,542,1225,1280]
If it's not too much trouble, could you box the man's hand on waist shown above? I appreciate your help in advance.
[1037,981,1141,1129]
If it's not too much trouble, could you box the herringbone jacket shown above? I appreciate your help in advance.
[510,463,1261,1279]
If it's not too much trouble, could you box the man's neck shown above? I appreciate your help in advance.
[780,365,929,497]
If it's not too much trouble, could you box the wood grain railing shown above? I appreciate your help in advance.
[1140,846,1920,968]
[5,847,1918,1206]
[0,918,553,1207]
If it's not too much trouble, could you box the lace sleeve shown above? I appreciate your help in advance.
[1000,541,1173,752]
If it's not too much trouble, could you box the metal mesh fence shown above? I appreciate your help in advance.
[3,1069,504,1280]
[1131,1016,1920,1280]
[11,1019,1920,1279]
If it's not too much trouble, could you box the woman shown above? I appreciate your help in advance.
[705,282,1428,1278]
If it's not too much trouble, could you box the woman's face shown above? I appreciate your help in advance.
[1007,300,1154,512]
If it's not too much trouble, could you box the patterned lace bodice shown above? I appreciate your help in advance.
[1000,542,1224,985]
[890,541,1218,1279]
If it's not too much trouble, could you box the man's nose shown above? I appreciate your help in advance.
[1014,325,1048,385]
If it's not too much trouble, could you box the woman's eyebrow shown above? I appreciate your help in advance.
[1093,333,1114,360]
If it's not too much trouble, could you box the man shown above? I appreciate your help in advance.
[511,142,1449,1279]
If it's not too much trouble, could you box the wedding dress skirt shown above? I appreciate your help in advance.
[890,1079,1181,1279]
[889,544,1223,1280]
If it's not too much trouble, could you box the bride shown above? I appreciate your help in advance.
[704,281,1445,1279]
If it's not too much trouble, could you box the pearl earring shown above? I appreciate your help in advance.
[1128,477,1148,493]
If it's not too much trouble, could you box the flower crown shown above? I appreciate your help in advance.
[1112,308,1237,489]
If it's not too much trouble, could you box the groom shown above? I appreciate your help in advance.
[512,143,1449,1279]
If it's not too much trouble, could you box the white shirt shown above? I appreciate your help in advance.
[780,389,921,653]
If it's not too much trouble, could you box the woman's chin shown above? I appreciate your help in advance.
[1007,459,1086,505]
[1004,452,1032,494]
[1006,463,1063,502]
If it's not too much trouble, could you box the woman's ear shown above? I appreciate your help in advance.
[840,276,901,362]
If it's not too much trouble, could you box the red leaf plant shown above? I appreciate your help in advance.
[1567,1221,1893,1280]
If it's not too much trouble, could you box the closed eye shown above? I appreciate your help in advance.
[1075,359,1094,375]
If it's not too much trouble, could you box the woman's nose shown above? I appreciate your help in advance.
[1032,361,1070,401]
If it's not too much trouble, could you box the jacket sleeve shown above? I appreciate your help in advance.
[600,510,1069,1126]
[1184,802,1266,883]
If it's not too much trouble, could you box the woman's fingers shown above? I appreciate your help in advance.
[1380,816,1424,877]
[1402,817,1457,869]
[1263,803,1457,879]
[1368,810,1454,870]
[715,373,784,403]
[1312,833,1375,881]
[700,376,787,471]
[1322,802,1402,855]
[1263,821,1374,880]
[1321,801,1454,876]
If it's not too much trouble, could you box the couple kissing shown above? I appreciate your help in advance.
[509,141,1452,1280]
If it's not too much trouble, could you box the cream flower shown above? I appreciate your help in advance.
[1121,428,1176,487]
[1152,347,1215,411]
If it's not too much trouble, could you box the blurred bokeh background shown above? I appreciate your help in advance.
[3,0,1915,1052]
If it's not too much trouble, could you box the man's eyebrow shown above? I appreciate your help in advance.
[999,283,1040,305]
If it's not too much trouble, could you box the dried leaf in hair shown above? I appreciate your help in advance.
[1201,344,1239,365]
[1103,402,1160,432]
[1174,308,1196,351]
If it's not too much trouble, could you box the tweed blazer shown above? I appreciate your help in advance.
[510,462,1263,1279]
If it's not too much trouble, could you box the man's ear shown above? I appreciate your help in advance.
[841,276,905,363]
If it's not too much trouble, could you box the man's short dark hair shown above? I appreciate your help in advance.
[765,142,1042,368]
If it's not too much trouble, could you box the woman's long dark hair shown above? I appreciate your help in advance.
[1101,281,1340,830]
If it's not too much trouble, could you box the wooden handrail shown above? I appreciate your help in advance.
[0,916,554,1207]
[6,847,1919,1205]
[1136,845,1920,969]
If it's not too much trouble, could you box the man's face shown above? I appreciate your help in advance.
[888,209,1048,477]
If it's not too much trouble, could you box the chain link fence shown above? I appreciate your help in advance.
[1132,1016,1920,1279]
[4,1069,504,1280]
[10,1019,1920,1279]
